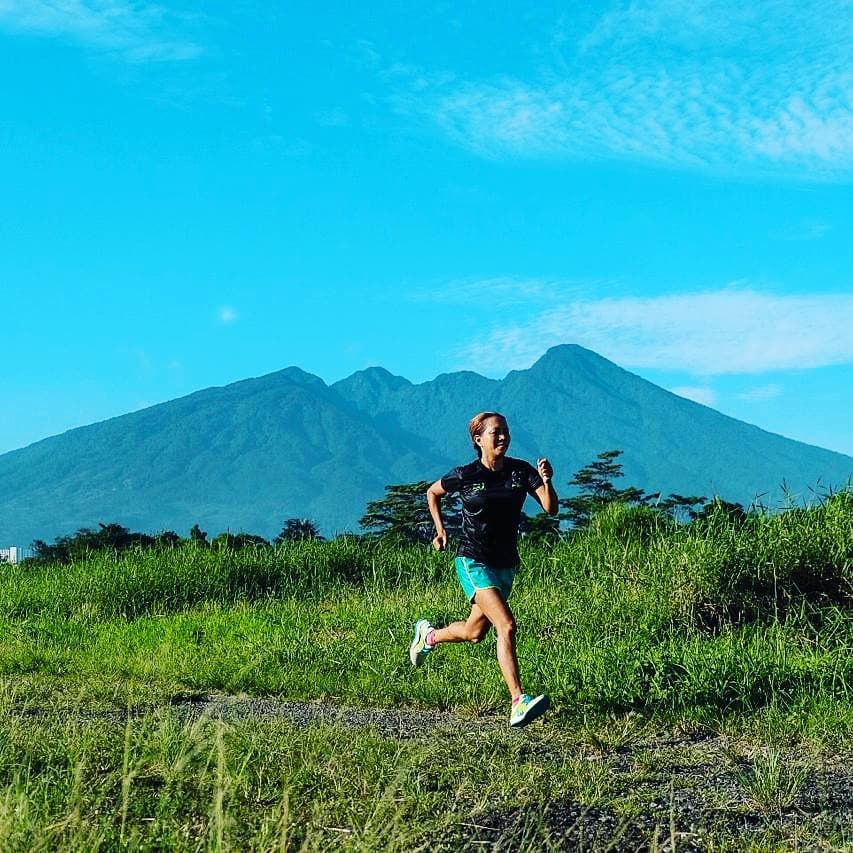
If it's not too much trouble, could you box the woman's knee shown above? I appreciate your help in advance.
[495,617,516,639]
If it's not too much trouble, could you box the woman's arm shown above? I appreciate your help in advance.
[532,457,559,515]
[426,479,449,550]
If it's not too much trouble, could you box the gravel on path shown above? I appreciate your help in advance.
[17,692,504,737]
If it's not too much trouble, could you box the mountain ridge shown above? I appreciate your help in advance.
[1,345,850,545]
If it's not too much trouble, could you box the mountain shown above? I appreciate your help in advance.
[1,345,850,545]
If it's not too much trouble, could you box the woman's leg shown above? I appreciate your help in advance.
[471,587,522,699]
[431,604,490,644]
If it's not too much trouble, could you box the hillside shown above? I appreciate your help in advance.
[1,345,850,544]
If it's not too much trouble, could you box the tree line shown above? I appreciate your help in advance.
[25,450,745,564]
[29,518,326,565]
[357,449,745,544]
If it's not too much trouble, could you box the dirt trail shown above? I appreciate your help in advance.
[180,694,506,736]
[20,693,502,736]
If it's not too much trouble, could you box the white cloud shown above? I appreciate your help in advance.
[738,384,784,401]
[0,0,202,62]
[404,1,853,178]
[453,285,853,376]
[670,386,717,406]
[218,306,238,325]
[408,276,591,308]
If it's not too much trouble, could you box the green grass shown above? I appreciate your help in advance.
[2,494,850,733]
[0,703,846,851]
[0,493,850,847]
[730,748,809,813]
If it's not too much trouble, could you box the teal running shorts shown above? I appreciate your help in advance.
[454,556,517,604]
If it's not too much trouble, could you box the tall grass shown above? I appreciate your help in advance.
[0,492,849,734]
[0,536,424,620]
[5,491,850,623]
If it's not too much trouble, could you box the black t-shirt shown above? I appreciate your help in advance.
[440,456,544,569]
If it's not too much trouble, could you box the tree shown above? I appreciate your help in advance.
[189,524,208,545]
[274,518,324,543]
[156,530,182,547]
[520,511,562,544]
[359,481,461,544]
[559,450,647,529]
[29,523,154,564]
[31,538,67,564]
[210,532,268,551]
[656,492,707,523]
[693,496,747,525]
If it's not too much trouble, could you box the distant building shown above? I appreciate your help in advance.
[0,546,21,565]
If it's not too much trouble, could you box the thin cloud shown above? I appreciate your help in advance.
[454,286,853,376]
[218,306,238,325]
[738,384,784,401]
[404,1,853,179]
[670,386,717,407]
[408,276,589,308]
[0,0,203,62]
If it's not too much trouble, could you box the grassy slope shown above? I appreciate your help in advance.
[2,496,850,730]
[0,495,850,849]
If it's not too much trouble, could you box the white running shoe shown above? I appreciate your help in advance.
[510,693,550,727]
[409,619,434,666]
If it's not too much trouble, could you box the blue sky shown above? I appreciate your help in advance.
[2,1,852,458]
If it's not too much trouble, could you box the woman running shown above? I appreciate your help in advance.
[409,411,558,727]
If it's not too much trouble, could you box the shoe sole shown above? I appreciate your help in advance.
[510,694,550,728]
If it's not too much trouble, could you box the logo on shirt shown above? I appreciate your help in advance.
[510,470,526,489]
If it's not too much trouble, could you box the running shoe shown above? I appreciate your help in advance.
[509,693,550,728]
[409,619,434,666]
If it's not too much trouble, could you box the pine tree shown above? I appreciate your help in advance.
[559,449,646,529]
[657,493,707,522]
[359,481,461,544]
[520,511,562,544]
[189,524,208,545]
[274,518,324,543]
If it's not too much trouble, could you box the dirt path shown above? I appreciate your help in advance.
[177,693,504,736]
[20,693,502,736]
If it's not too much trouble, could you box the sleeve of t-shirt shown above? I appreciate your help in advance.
[440,467,464,493]
[524,460,544,494]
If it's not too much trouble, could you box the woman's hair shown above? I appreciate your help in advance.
[468,411,507,457]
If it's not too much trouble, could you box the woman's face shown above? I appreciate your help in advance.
[476,416,511,457]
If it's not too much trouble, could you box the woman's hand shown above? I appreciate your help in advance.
[534,457,558,514]
[432,529,448,551]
